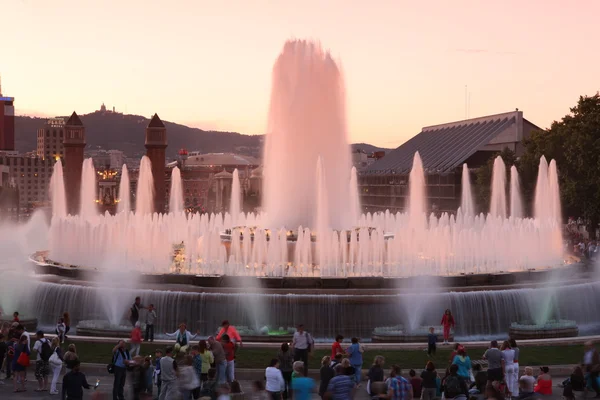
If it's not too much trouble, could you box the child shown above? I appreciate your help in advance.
[130,322,143,357]
[13,312,19,322]
[56,318,66,344]
[153,349,163,398]
[145,304,157,342]
[440,309,455,345]
[427,327,437,357]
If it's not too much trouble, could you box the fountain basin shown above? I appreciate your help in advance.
[372,325,453,343]
[226,326,294,343]
[76,320,138,338]
[0,317,38,332]
[508,320,579,340]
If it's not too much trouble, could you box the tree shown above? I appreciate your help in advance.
[475,147,518,214]
[520,93,600,231]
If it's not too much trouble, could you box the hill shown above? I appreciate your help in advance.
[14,112,390,158]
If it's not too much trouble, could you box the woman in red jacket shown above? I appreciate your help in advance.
[440,309,455,345]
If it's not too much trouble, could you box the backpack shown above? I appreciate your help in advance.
[445,375,463,398]
[40,339,53,362]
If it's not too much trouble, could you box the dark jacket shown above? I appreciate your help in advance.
[62,370,90,400]
[319,365,335,396]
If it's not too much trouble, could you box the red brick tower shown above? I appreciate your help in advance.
[0,76,15,151]
[63,112,86,214]
[145,114,167,213]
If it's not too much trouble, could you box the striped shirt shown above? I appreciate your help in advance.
[389,376,412,400]
[327,375,355,400]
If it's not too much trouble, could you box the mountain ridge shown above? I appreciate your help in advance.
[14,112,391,158]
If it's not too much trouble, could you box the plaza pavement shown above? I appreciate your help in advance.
[0,370,572,400]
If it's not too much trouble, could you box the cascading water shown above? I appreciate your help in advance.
[490,156,507,219]
[79,159,97,219]
[136,156,154,215]
[49,160,67,218]
[263,40,352,230]
[117,165,130,214]
[230,169,241,226]
[460,163,475,216]
[510,165,523,219]
[169,166,184,214]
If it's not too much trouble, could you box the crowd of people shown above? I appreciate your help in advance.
[4,301,600,400]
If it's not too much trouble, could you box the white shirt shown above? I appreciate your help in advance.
[292,331,312,350]
[33,338,49,361]
[265,367,285,392]
[585,350,594,365]
[502,349,515,364]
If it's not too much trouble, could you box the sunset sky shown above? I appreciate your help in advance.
[3,0,599,148]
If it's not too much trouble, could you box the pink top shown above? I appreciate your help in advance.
[216,326,242,343]
[131,327,143,343]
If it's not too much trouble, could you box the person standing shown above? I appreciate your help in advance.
[347,337,363,385]
[61,361,91,400]
[178,355,200,400]
[56,318,67,344]
[420,361,438,400]
[191,345,203,398]
[198,340,214,383]
[292,324,313,377]
[278,342,294,399]
[145,304,157,342]
[130,297,145,327]
[12,334,29,393]
[266,358,286,400]
[326,364,356,400]
[63,312,71,338]
[154,349,163,399]
[208,336,227,385]
[112,340,132,400]
[501,340,517,397]
[33,330,52,392]
[483,340,505,389]
[583,341,600,396]
[159,346,179,400]
[427,327,437,357]
[331,335,345,359]
[216,320,243,346]
[440,309,455,345]
[451,345,472,383]
[221,334,236,383]
[130,322,143,357]
[49,337,64,395]
[319,356,335,399]
[63,344,79,374]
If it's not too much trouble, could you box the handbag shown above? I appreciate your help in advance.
[49,350,62,367]
[17,351,30,367]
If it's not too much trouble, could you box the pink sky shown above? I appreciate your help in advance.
[3,0,599,147]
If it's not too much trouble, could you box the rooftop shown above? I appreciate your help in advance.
[184,152,259,167]
[148,114,165,128]
[364,111,539,175]
[65,112,83,126]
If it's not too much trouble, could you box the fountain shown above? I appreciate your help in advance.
[490,156,507,219]
[460,163,475,216]
[49,160,67,218]
[230,169,241,226]
[79,159,97,219]
[169,166,184,214]
[21,39,588,340]
[136,156,154,215]
[117,165,130,214]
[510,166,523,218]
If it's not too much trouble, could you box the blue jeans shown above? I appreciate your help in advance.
[216,361,227,385]
[353,364,362,384]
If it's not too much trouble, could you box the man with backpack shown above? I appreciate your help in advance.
[112,340,132,400]
[33,330,52,392]
[443,364,469,400]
